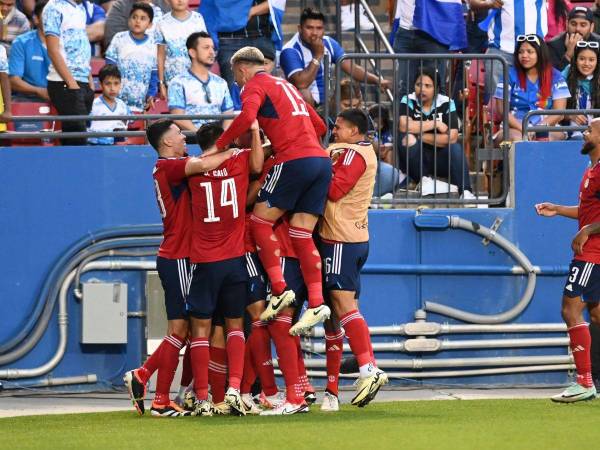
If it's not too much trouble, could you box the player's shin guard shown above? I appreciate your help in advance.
[268,315,303,404]
[208,346,228,404]
[154,334,185,405]
[289,226,324,308]
[226,329,245,391]
[340,310,373,369]
[249,320,278,396]
[250,215,286,295]
[325,331,344,396]
[190,337,210,401]
[568,322,594,388]
[241,343,256,395]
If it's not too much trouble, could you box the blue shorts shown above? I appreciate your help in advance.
[156,256,192,320]
[282,257,307,307]
[319,240,369,298]
[258,157,332,215]
[246,252,268,305]
[564,260,600,302]
[187,256,248,319]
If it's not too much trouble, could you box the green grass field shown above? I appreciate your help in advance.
[2,399,599,450]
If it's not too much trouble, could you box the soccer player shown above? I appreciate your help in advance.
[215,46,332,336]
[186,122,263,416]
[124,119,235,417]
[318,109,388,410]
[536,118,600,403]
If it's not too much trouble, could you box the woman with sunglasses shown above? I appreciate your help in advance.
[562,41,600,139]
[494,34,571,142]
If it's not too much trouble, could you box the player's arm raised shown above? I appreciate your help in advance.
[535,202,579,219]
[572,221,600,255]
[248,120,264,176]
[216,89,262,150]
[184,149,234,176]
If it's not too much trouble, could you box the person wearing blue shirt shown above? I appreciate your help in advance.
[8,0,50,101]
[83,0,106,54]
[43,0,94,145]
[168,31,233,132]
[280,7,389,107]
[494,34,570,142]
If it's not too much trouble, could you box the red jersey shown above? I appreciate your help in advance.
[153,157,191,259]
[577,163,600,263]
[188,149,250,263]
[216,72,328,164]
[244,213,256,253]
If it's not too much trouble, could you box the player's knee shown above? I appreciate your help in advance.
[169,320,189,338]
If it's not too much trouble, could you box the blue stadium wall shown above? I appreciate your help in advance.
[0,141,587,388]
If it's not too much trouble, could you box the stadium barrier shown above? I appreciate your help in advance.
[521,109,599,140]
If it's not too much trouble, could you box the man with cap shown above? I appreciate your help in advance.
[548,6,600,71]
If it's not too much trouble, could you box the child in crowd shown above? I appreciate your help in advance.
[106,2,158,113]
[368,104,393,164]
[562,41,600,139]
[155,0,206,97]
[88,65,131,145]
[139,0,163,37]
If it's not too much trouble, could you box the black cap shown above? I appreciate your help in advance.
[568,6,593,22]
[255,44,275,62]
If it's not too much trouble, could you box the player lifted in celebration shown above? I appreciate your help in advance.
[536,118,600,403]
[318,109,388,410]
[124,119,235,417]
[186,122,264,416]
[215,46,332,335]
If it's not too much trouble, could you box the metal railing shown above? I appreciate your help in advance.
[522,109,599,140]
[330,52,510,206]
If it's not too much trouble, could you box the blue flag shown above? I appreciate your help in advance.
[268,0,286,52]
[413,0,467,51]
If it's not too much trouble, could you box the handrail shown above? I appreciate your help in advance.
[521,109,599,140]
[358,0,394,55]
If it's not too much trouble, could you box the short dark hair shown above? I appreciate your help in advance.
[98,64,121,83]
[34,0,48,18]
[130,2,154,22]
[147,119,174,152]
[337,108,369,135]
[196,122,224,151]
[186,31,212,52]
[300,7,326,25]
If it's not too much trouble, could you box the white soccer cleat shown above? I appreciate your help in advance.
[260,290,296,321]
[192,399,214,417]
[351,368,388,407]
[289,305,331,335]
[551,383,597,403]
[225,387,246,416]
[211,402,231,415]
[261,391,286,409]
[259,401,309,416]
[320,391,340,412]
[241,393,262,415]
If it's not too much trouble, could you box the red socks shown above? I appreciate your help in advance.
[325,330,344,396]
[340,310,373,367]
[289,226,324,308]
[180,341,193,388]
[208,346,228,404]
[568,323,594,388]
[241,344,256,395]
[268,314,303,404]
[190,337,210,400]
[249,320,278,396]
[226,329,245,391]
[153,334,184,405]
[295,336,311,392]
[250,215,286,295]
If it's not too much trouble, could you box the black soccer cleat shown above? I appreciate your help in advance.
[124,370,147,416]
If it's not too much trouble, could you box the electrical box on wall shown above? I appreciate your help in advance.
[81,282,128,344]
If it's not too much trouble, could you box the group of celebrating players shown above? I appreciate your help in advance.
[123,46,388,417]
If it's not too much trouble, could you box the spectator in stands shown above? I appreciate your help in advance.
[0,0,30,52]
[494,34,570,142]
[105,2,157,112]
[16,0,34,18]
[104,0,170,47]
[593,0,600,34]
[199,0,277,88]
[340,0,373,32]
[83,0,106,54]
[546,0,572,41]
[231,43,275,111]
[167,31,233,132]
[8,0,50,101]
[88,64,130,144]
[43,0,94,146]
[562,41,600,139]
[156,0,206,98]
[391,0,466,96]
[281,8,389,107]
[98,0,113,14]
[398,67,474,199]
[368,104,393,165]
[0,43,11,127]
[548,6,600,71]
[465,1,488,54]
[472,0,548,97]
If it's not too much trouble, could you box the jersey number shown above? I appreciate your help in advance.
[154,179,167,219]
[276,81,309,117]
[200,178,238,223]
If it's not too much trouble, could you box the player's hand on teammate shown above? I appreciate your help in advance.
[534,202,559,217]
[572,227,590,255]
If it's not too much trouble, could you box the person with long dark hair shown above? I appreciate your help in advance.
[562,41,600,139]
[494,34,571,142]
[546,0,573,41]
